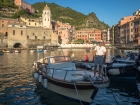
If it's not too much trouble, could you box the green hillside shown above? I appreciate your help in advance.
[0,0,110,30]
[32,2,110,30]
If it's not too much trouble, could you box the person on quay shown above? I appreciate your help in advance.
[85,51,89,62]
[92,40,106,80]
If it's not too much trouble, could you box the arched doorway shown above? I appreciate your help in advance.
[13,43,22,48]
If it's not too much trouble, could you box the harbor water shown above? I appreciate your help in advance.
[0,49,140,105]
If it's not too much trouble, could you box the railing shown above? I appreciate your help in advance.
[41,67,107,82]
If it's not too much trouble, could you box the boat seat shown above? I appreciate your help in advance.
[50,62,75,69]
[48,62,76,74]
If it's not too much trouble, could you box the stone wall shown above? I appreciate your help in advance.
[27,39,51,48]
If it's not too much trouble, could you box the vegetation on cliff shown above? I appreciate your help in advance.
[32,2,110,30]
[0,0,110,30]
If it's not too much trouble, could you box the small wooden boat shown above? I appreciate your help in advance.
[2,49,6,53]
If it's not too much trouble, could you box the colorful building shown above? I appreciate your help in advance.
[75,28,101,43]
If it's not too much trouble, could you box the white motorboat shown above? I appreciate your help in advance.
[112,54,136,64]
[43,49,48,53]
[15,49,21,53]
[30,49,35,53]
[73,60,139,80]
[33,56,110,104]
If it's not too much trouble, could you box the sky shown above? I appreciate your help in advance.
[27,0,140,27]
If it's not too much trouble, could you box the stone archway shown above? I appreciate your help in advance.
[13,43,22,48]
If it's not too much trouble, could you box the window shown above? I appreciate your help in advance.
[21,30,23,35]
[29,23,30,25]
[13,30,15,35]
[35,23,36,26]
[2,24,4,27]
[35,36,37,39]
[27,36,29,39]
[43,36,45,39]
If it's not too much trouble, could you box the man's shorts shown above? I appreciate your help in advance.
[94,55,104,66]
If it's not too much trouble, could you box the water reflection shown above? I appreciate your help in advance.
[0,49,139,105]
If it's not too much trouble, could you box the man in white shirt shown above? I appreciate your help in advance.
[92,40,106,80]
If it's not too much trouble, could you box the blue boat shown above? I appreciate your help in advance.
[0,50,4,55]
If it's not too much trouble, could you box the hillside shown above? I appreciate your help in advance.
[0,0,110,30]
[32,2,110,30]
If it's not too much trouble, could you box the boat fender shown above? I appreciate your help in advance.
[34,72,39,79]
[44,77,48,88]
[108,68,120,75]
[39,74,42,82]
[138,66,140,71]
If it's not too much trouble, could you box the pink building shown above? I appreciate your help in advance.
[118,16,137,43]
[57,23,72,44]
[133,17,140,44]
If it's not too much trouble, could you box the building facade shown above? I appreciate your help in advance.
[0,5,58,48]
[75,28,101,43]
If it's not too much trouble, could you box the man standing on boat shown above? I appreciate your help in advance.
[92,40,106,80]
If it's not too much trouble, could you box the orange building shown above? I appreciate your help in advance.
[76,28,101,43]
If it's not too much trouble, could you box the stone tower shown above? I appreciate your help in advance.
[14,0,23,7]
[42,5,51,29]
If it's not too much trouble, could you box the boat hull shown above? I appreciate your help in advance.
[43,80,95,103]
[104,65,137,80]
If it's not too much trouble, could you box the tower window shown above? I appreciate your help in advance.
[43,36,45,39]
[27,36,29,39]
[35,36,37,39]
[13,30,15,35]
[21,30,23,35]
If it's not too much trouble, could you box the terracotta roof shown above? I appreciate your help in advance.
[43,5,50,10]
